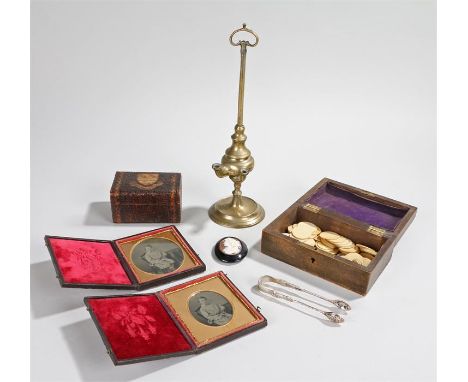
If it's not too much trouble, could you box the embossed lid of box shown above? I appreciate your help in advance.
[110,172,181,223]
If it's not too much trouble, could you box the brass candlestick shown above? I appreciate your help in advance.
[209,24,265,228]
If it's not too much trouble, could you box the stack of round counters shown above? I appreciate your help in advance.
[284,222,378,267]
[284,222,321,248]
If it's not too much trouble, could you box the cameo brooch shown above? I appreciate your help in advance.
[214,237,248,263]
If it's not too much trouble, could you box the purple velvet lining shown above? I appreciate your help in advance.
[307,183,408,231]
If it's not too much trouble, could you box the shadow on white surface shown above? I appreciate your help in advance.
[84,203,209,234]
[249,240,361,301]
[30,261,129,319]
[62,319,190,382]
[181,206,209,234]
[84,202,113,225]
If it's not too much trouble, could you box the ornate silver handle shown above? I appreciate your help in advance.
[267,276,351,311]
[258,276,346,324]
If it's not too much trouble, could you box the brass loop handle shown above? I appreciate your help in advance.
[229,23,259,47]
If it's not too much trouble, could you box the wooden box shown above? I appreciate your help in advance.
[110,171,181,223]
[85,271,267,365]
[45,226,205,291]
[261,178,416,295]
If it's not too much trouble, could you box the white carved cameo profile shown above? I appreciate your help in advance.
[219,237,242,255]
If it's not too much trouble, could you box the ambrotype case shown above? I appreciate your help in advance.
[261,178,417,295]
[85,271,267,365]
[45,226,205,290]
[110,172,181,223]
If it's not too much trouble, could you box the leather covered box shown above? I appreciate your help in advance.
[45,226,205,290]
[85,271,267,365]
[261,178,417,295]
[110,171,181,223]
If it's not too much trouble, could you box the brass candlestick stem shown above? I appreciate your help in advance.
[209,24,265,228]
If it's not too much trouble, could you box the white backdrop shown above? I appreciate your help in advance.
[31,1,436,381]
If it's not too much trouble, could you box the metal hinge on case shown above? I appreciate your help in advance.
[367,225,386,237]
[303,203,321,213]
[361,190,377,198]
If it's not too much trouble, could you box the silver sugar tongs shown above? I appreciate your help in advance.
[257,275,351,324]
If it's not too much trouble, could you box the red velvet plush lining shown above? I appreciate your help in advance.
[48,238,131,285]
[88,295,192,361]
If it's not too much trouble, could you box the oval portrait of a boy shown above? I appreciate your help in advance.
[131,237,184,275]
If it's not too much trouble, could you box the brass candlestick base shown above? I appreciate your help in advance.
[209,196,265,228]
[209,24,264,229]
